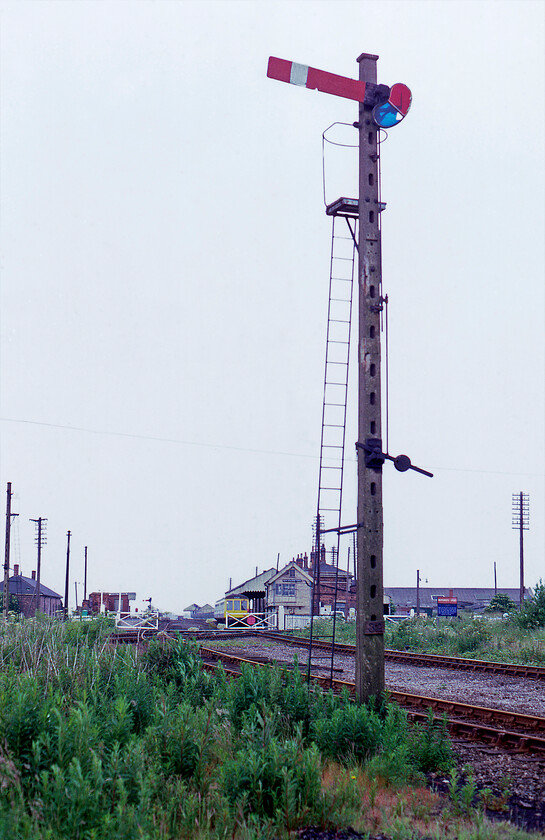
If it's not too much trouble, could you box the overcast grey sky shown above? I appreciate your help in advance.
[1,0,543,613]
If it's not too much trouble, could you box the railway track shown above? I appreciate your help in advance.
[255,632,545,681]
[110,628,545,680]
[198,645,545,755]
[109,630,545,752]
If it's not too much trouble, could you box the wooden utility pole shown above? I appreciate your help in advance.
[416,569,421,617]
[3,483,13,618]
[30,517,47,616]
[84,546,88,602]
[64,530,71,621]
[512,492,529,608]
[355,52,385,702]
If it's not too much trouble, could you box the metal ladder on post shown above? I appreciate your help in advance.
[315,208,358,606]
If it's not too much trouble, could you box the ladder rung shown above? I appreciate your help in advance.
[323,423,345,428]
[326,361,348,366]
[324,402,347,407]
[319,507,341,511]
[321,465,342,470]
[322,445,343,449]
[329,319,350,324]
[332,256,354,261]
[324,381,348,386]
[330,297,352,303]
[327,340,349,345]
[331,277,352,282]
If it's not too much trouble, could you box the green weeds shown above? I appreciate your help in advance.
[0,619,536,839]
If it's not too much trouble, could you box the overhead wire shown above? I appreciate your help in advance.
[0,415,543,477]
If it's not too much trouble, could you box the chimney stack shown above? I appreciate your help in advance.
[32,570,36,580]
[14,564,19,576]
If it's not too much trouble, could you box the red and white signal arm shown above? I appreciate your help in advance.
[267,56,412,128]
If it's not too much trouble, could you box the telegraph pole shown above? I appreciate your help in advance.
[3,483,13,618]
[84,546,88,602]
[355,53,385,702]
[64,530,71,621]
[512,492,529,608]
[30,517,47,616]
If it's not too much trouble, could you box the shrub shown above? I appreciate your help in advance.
[146,703,200,780]
[485,593,517,613]
[409,710,454,773]
[511,580,545,629]
[452,618,491,654]
[221,735,322,823]
[311,700,383,764]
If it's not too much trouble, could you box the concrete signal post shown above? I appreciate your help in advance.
[355,53,385,702]
[267,51,422,704]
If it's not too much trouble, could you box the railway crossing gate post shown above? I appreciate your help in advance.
[267,51,430,704]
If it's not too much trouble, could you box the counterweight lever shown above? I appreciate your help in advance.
[356,439,433,478]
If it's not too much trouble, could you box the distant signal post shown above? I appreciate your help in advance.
[268,52,413,703]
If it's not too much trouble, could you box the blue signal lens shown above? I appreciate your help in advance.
[373,102,404,128]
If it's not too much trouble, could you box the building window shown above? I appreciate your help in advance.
[288,567,296,577]
[282,583,296,597]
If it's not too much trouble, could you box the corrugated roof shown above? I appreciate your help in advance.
[226,568,277,596]
[385,587,529,608]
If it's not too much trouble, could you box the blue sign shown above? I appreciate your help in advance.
[437,603,458,617]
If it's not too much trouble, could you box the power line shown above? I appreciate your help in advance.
[0,416,543,478]
[0,416,316,460]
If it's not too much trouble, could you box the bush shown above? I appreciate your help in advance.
[511,580,545,629]
[452,618,491,654]
[0,624,457,838]
[409,710,454,773]
[221,735,322,823]
[311,700,383,764]
[485,593,517,613]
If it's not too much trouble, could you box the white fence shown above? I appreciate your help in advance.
[115,611,159,636]
[282,613,312,631]
[225,612,277,631]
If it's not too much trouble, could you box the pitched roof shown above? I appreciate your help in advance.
[265,561,313,586]
[0,575,62,599]
[316,561,350,576]
[226,568,277,596]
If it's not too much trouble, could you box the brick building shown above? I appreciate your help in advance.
[0,564,62,617]
[88,591,136,614]
[265,551,357,620]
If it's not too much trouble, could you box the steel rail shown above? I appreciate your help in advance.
[199,653,545,755]
[108,633,545,752]
[199,646,545,733]
[253,632,545,681]
[110,629,545,680]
